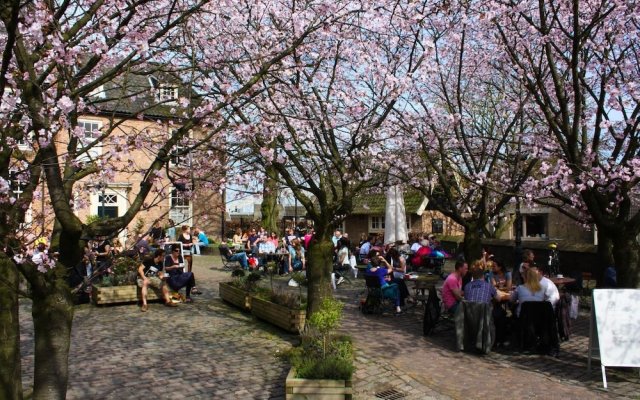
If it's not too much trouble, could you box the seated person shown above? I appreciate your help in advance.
[192,228,209,255]
[510,267,546,317]
[464,265,502,304]
[442,260,468,313]
[358,237,372,263]
[257,234,277,267]
[219,244,249,270]
[288,238,306,273]
[137,249,178,312]
[410,240,432,269]
[134,234,152,257]
[488,258,512,290]
[386,247,411,305]
[164,244,198,303]
[365,249,402,314]
[536,267,560,309]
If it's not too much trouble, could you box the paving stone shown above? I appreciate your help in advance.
[18,255,640,399]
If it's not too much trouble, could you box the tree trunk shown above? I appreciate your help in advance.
[0,255,23,400]
[462,224,483,264]
[29,268,74,400]
[595,233,613,288]
[611,233,640,288]
[261,166,279,234]
[306,237,333,316]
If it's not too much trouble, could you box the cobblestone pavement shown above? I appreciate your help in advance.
[20,256,298,399]
[334,278,640,400]
[19,255,640,399]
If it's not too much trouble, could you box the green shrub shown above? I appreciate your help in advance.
[295,355,354,381]
[289,298,354,380]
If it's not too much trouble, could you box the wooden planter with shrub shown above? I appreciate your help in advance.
[91,285,159,305]
[285,368,352,400]
[219,282,252,312]
[251,296,306,333]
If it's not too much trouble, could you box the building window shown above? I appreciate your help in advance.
[9,170,25,199]
[515,214,548,239]
[96,193,118,218]
[16,131,34,151]
[170,188,190,208]
[157,86,178,102]
[369,216,385,231]
[169,129,191,167]
[431,218,444,234]
[76,120,103,162]
[79,120,101,138]
[89,85,106,99]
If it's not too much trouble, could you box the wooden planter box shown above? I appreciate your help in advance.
[251,296,306,333]
[91,284,159,305]
[219,282,252,311]
[285,368,352,400]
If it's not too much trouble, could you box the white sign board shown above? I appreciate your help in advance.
[591,289,640,388]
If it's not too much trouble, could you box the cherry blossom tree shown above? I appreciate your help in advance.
[388,4,540,263]
[228,1,431,313]
[492,0,640,287]
[0,1,346,398]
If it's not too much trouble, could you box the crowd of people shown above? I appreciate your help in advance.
[440,249,564,350]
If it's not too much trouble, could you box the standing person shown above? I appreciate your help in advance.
[137,249,177,312]
[150,221,164,244]
[232,228,243,249]
[517,249,535,285]
[95,237,113,272]
[246,228,259,255]
[303,228,314,250]
[166,219,177,242]
[331,229,342,247]
[442,260,468,314]
[177,226,200,294]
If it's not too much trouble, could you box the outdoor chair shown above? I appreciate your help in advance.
[422,285,454,335]
[516,301,559,356]
[219,245,242,271]
[361,275,392,315]
[454,301,495,354]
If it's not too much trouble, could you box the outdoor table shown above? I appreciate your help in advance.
[550,276,576,287]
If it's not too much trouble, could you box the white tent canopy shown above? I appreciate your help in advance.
[384,185,408,244]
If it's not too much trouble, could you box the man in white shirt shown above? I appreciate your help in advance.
[331,230,342,247]
[536,267,560,308]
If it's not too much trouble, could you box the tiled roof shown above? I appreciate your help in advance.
[351,191,427,215]
[91,70,196,119]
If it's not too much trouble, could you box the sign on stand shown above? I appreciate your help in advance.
[588,289,640,388]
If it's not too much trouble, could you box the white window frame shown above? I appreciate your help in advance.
[521,214,548,239]
[169,128,192,167]
[9,169,25,199]
[16,131,34,151]
[89,85,106,99]
[369,216,385,232]
[157,85,178,103]
[76,119,103,161]
[169,187,192,226]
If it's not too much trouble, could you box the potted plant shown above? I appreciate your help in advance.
[285,298,354,399]
[91,256,160,305]
[251,272,307,333]
[219,270,261,312]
